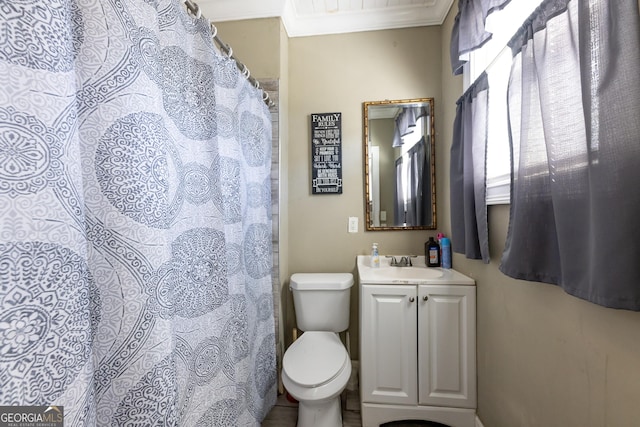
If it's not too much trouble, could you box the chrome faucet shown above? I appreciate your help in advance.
[387,255,416,267]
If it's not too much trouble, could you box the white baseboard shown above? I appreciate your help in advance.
[475,415,485,427]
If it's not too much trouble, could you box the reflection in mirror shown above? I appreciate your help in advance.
[363,98,436,231]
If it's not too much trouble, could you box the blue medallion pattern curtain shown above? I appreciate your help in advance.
[450,72,490,263]
[501,0,640,310]
[0,0,277,425]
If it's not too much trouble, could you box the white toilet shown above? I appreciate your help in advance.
[282,273,354,427]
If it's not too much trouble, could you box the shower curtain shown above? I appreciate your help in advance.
[0,0,277,425]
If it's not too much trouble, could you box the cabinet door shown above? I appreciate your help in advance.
[418,285,476,408]
[361,285,417,405]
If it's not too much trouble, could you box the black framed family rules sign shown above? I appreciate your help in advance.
[310,112,342,194]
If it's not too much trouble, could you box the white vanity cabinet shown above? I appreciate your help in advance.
[357,256,476,427]
[361,285,418,405]
[417,285,476,409]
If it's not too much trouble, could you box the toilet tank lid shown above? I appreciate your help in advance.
[290,273,353,290]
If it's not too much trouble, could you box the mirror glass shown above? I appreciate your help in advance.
[363,98,436,231]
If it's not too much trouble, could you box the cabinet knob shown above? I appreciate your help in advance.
[409,297,415,302]
[423,295,429,301]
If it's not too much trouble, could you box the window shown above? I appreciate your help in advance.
[464,0,544,204]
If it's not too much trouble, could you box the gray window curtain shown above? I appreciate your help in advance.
[394,157,404,226]
[450,72,490,263]
[501,0,640,310]
[406,139,429,226]
[450,0,512,75]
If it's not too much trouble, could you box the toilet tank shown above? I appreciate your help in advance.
[290,273,353,332]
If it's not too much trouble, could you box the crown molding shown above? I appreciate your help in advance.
[196,0,455,37]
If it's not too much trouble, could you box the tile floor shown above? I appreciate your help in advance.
[262,389,448,427]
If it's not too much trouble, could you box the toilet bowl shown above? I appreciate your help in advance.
[282,331,351,427]
[282,273,353,427]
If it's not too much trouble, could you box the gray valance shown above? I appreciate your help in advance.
[450,0,512,75]
[392,106,430,147]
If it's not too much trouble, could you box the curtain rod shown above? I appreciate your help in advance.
[182,0,274,108]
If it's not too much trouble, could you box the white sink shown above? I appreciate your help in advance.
[357,255,474,285]
[367,266,443,281]
[358,256,442,284]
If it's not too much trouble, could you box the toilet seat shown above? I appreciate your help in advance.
[283,331,348,388]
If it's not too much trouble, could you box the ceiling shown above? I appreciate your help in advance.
[198,0,455,37]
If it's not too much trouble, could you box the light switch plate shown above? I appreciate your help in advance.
[348,217,358,233]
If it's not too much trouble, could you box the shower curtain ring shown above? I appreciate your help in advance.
[194,2,202,18]
[241,64,250,78]
[210,22,218,38]
[225,45,233,58]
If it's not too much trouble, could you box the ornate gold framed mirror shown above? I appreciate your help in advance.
[363,98,436,231]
